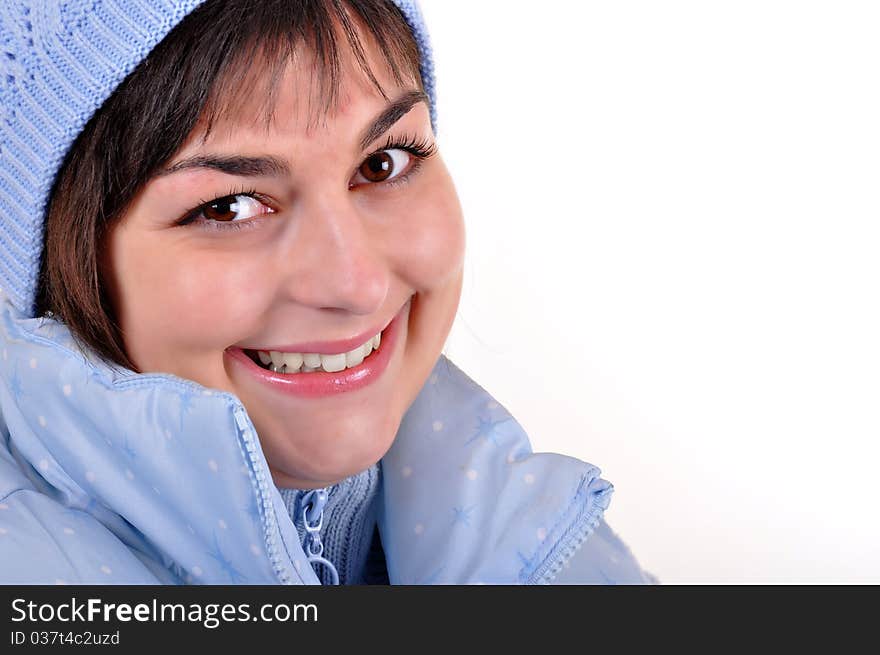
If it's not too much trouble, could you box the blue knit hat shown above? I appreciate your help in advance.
[0,0,436,317]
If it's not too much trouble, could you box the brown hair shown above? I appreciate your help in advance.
[35,0,424,371]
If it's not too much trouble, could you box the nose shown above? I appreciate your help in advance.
[276,194,389,315]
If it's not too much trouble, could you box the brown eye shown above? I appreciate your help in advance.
[355,149,412,184]
[203,196,238,222]
[360,152,394,182]
[199,194,273,223]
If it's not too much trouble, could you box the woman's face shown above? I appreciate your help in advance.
[103,37,466,489]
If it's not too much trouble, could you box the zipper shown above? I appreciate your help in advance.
[299,488,340,585]
[233,405,294,584]
[535,514,603,584]
[234,402,340,585]
[525,473,614,584]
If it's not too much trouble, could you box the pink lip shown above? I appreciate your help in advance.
[251,316,394,355]
[225,299,408,398]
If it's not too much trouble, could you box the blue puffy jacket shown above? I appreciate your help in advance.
[0,291,657,584]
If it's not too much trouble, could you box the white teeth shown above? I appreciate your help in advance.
[254,329,382,375]
[281,352,303,370]
[320,353,347,373]
[345,342,367,368]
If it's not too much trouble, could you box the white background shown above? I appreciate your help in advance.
[420,0,880,583]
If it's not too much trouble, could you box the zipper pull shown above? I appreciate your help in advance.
[300,488,340,585]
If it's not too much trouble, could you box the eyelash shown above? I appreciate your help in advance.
[177,134,438,232]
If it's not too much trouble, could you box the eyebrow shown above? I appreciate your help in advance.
[159,153,290,178]
[155,89,429,180]
[357,89,428,151]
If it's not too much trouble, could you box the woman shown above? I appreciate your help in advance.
[0,0,656,584]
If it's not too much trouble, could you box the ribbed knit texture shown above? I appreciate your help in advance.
[0,0,437,318]
[278,462,385,585]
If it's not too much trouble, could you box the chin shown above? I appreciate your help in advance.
[258,409,401,489]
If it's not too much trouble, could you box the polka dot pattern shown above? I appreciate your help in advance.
[0,282,626,585]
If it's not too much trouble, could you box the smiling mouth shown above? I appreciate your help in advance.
[243,330,384,375]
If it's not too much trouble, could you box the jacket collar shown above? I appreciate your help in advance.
[0,292,612,584]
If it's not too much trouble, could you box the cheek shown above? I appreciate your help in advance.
[392,175,466,289]
[171,255,270,328]
[106,228,274,355]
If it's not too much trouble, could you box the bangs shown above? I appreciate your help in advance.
[172,0,423,139]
